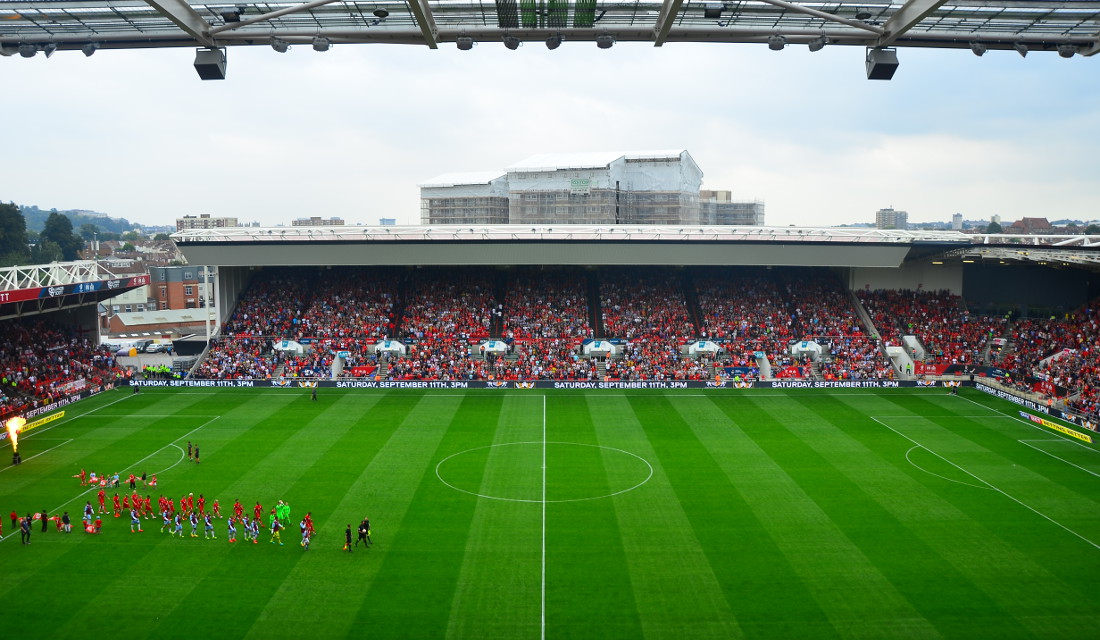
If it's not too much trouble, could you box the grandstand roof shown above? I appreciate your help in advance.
[170,225,1100,269]
[3,2,1095,73]
[171,223,976,268]
[0,260,151,321]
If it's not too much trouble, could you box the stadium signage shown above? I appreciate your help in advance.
[0,275,151,303]
[769,380,901,388]
[974,383,1050,414]
[337,381,470,389]
[3,383,113,429]
[1018,411,1093,443]
[132,379,255,387]
[142,379,930,390]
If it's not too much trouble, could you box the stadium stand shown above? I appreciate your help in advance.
[0,320,119,420]
[177,264,1100,425]
[856,288,1006,367]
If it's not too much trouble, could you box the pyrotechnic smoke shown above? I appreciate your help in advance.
[5,416,26,453]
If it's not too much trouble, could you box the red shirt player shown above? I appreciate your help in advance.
[131,492,140,513]
[112,494,122,517]
[97,489,107,513]
[198,495,206,515]
[304,511,315,538]
[233,500,244,520]
[77,468,86,486]
[254,502,264,528]
[212,499,221,519]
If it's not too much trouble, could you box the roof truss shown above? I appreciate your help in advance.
[1,2,1096,61]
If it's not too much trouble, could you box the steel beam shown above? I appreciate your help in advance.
[407,0,439,49]
[752,0,886,35]
[877,0,948,47]
[144,0,216,48]
[653,0,686,46]
[208,0,345,36]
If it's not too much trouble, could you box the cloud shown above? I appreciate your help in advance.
[2,42,1097,228]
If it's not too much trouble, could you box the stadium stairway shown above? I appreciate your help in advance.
[681,269,703,335]
[586,272,603,337]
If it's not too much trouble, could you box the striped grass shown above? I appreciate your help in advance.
[1,387,1098,639]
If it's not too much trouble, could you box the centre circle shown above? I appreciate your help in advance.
[435,441,653,503]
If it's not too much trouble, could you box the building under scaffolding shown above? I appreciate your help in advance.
[419,150,764,226]
[418,171,510,225]
[700,190,766,226]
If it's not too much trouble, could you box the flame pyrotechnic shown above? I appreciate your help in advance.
[5,416,26,453]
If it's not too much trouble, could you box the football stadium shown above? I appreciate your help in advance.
[3,223,1100,639]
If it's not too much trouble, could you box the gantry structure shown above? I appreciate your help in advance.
[1,1,1097,79]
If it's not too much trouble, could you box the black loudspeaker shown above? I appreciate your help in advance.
[865,47,898,80]
[194,48,227,80]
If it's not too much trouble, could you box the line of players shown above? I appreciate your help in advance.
[84,491,315,547]
[156,497,317,549]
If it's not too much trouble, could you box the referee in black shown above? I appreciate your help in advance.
[356,519,370,547]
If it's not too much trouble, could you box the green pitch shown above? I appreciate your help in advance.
[2,387,1099,639]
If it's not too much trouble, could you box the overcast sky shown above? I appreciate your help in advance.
[4,40,1097,228]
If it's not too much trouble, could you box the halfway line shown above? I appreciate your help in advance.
[541,394,547,640]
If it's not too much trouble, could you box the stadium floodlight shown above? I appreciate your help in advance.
[1013,42,1028,57]
[503,35,521,50]
[855,7,872,20]
[193,47,227,80]
[373,8,389,18]
[969,41,986,56]
[19,43,37,58]
[312,36,331,52]
[807,35,828,52]
[43,42,57,58]
[220,8,243,22]
[271,38,290,53]
[767,35,786,51]
[545,34,563,50]
[1057,43,1078,58]
[865,46,898,80]
[456,36,475,50]
[596,33,615,49]
[82,42,99,57]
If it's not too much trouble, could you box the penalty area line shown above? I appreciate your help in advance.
[0,392,137,451]
[1018,439,1100,479]
[0,415,220,544]
[956,393,1098,452]
[872,416,1100,551]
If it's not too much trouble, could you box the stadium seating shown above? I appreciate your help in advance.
[0,320,119,419]
[177,265,1100,423]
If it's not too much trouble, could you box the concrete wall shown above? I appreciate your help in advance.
[849,263,963,294]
